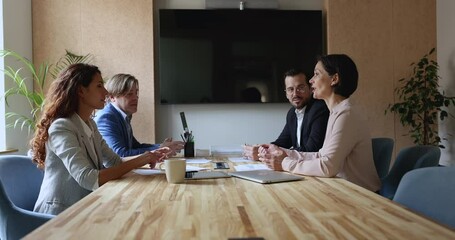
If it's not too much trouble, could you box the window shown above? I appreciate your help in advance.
[0,0,6,150]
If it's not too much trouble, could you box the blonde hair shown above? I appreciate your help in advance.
[105,74,138,100]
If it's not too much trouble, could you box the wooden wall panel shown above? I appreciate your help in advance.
[32,0,436,155]
[391,0,437,151]
[325,0,436,158]
[32,0,82,89]
[32,0,155,143]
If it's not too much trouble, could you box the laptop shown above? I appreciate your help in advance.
[229,170,303,184]
[185,171,231,180]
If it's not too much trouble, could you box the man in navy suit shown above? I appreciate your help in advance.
[94,74,184,157]
[243,69,329,160]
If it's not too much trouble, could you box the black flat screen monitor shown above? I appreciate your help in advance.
[159,9,324,104]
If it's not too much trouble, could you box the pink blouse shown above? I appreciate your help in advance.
[282,99,381,192]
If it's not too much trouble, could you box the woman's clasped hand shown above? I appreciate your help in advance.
[257,144,286,171]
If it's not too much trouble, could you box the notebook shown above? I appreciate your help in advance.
[185,171,231,179]
[229,170,303,184]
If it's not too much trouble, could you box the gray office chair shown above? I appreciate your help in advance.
[379,145,440,199]
[393,166,455,229]
[371,137,394,180]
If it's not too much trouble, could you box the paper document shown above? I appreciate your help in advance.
[234,164,270,171]
[186,158,211,164]
[133,169,164,175]
[228,157,255,163]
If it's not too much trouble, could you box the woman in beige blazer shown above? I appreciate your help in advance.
[259,54,381,192]
[31,64,169,215]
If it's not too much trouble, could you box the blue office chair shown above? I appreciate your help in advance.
[379,145,440,199]
[393,166,455,229]
[0,155,44,211]
[0,181,53,240]
[371,137,394,180]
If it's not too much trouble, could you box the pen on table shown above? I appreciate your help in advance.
[184,131,190,141]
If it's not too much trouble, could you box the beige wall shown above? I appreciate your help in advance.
[32,0,155,142]
[326,0,436,157]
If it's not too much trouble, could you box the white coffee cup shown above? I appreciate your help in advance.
[160,159,186,183]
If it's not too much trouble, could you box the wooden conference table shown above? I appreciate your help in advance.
[25,157,455,240]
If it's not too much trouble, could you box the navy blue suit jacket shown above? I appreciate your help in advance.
[272,99,329,152]
[94,103,159,157]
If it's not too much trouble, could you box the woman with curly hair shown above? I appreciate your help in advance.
[31,63,169,215]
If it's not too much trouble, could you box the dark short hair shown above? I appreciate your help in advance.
[317,54,358,98]
[283,68,309,84]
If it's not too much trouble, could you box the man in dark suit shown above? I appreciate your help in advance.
[243,69,329,160]
[94,74,184,157]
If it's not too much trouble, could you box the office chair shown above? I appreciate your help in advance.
[0,155,44,211]
[393,166,455,229]
[379,145,440,199]
[371,137,394,180]
[0,181,53,240]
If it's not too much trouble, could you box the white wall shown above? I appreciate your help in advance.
[155,0,323,151]
[0,0,32,154]
[437,0,455,166]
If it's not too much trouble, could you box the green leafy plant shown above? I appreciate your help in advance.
[51,50,93,79]
[0,49,93,133]
[386,48,455,147]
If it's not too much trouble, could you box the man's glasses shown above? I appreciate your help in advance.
[285,85,307,95]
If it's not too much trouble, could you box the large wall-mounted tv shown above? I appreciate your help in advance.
[159,9,324,104]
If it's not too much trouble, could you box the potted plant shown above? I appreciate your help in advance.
[386,48,455,147]
[0,50,93,133]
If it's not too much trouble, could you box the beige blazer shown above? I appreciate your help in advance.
[282,99,381,192]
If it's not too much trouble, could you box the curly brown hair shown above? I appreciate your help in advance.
[31,63,101,168]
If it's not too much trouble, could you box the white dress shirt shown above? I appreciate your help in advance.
[294,106,306,147]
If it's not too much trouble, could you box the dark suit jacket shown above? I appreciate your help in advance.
[94,103,159,157]
[272,99,329,152]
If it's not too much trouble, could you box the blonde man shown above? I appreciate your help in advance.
[94,74,183,157]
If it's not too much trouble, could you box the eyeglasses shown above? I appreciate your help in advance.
[284,85,307,94]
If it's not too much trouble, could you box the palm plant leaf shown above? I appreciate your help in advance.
[51,50,93,79]
[5,112,35,133]
[1,49,92,133]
